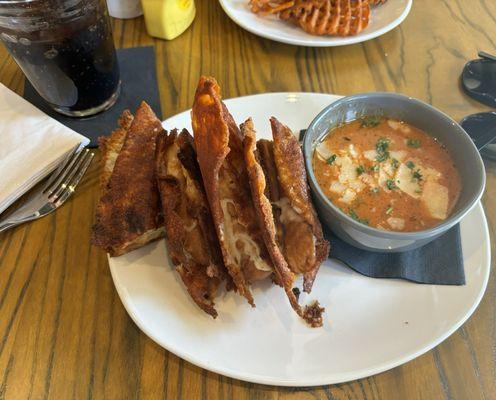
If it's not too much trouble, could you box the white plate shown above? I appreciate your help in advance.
[219,0,413,47]
[109,93,491,386]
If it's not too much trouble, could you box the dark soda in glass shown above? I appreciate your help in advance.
[0,0,120,117]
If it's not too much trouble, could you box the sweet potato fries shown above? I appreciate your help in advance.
[249,0,388,37]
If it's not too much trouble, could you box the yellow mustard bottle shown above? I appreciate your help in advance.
[141,0,196,40]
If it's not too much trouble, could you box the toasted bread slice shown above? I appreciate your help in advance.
[155,129,230,318]
[92,102,165,257]
[268,117,330,292]
[192,76,273,306]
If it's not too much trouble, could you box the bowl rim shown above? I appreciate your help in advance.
[303,92,486,239]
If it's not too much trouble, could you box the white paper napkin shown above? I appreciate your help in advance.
[0,83,90,214]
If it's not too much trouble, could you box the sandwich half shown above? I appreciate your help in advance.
[241,118,330,326]
[256,117,330,292]
[155,128,230,317]
[92,102,165,256]
[191,76,274,306]
[241,118,301,314]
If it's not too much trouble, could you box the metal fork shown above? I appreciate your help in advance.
[0,144,94,233]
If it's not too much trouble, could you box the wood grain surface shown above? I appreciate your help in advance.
[0,1,495,399]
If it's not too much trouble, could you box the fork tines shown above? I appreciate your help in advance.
[44,144,94,203]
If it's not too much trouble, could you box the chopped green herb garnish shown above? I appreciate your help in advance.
[376,153,389,162]
[370,164,380,172]
[349,208,359,220]
[375,137,390,162]
[406,160,415,169]
[376,137,390,152]
[386,179,397,190]
[412,169,423,181]
[371,187,380,194]
[407,139,421,148]
[356,165,365,176]
[415,189,423,194]
[349,208,369,225]
[360,115,382,128]
[326,154,337,165]
[386,206,394,215]
[391,158,399,170]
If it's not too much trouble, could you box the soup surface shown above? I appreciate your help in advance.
[312,117,461,232]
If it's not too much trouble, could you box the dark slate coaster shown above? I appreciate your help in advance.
[23,46,162,148]
[324,224,465,285]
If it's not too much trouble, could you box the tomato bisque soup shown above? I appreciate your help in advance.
[312,117,462,232]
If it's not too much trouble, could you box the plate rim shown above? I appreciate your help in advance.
[218,0,413,47]
[161,91,343,125]
[109,91,491,386]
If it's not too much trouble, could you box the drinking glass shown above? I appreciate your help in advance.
[0,0,120,117]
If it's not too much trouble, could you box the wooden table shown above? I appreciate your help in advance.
[0,1,495,399]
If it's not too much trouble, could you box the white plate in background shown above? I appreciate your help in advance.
[219,0,412,47]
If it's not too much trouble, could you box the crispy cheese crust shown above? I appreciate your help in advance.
[98,110,133,189]
[155,129,230,318]
[270,117,330,292]
[192,76,273,306]
[92,102,165,257]
[302,301,325,328]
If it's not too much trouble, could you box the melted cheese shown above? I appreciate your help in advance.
[220,199,272,272]
[378,167,392,187]
[390,150,407,161]
[360,173,374,186]
[422,180,449,219]
[329,181,346,194]
[165,141,183,179]
[334,154,365,203]
[387,217,405,230]
[275,197,304,225]
[315,141,334,161]
[388,119,411,133]
[165,140,204,208]
[341,188,357,203]
[182,165,201,202]
[348,144,359,158]
[395,163,421,199]
[384,161,396,176]
[387,120,401,130]
[364,149,377,161]
[336,155,358,183]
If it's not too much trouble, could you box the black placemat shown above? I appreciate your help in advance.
[23,46,162,148]
[324,224,465,285]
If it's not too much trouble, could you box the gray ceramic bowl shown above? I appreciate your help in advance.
[303,93,486,252]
